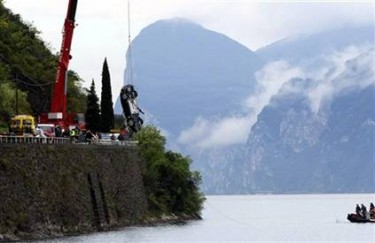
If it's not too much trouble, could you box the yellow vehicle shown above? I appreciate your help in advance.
[9,115,36,135]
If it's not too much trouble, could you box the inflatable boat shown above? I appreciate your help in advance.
[347,213,375,223]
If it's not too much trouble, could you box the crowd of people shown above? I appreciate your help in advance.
[39,125,99,144]
[355,203,375,220]
[36,124,130,145]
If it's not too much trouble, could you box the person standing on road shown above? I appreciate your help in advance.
[118,133,125,145]
[55,125,62,137]
[85,130,94,144]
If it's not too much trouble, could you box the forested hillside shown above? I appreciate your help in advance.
[0,2,86,131]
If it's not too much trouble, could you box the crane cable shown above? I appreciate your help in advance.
[127,0,134,85]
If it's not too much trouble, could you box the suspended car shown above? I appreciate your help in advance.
[120,84,143,133]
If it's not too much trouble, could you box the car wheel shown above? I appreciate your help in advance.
[127,119,134,126]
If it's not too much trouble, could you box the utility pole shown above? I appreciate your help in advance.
[15,74,18,115]
[15,87,18,115]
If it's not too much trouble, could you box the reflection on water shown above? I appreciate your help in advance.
[46,194,375,242]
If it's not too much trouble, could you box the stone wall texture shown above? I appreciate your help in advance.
[0,144,148,240]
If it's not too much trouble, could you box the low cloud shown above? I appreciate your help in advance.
[245,61,304,116]
[177,61,303,149]
[307,45,374,113]
[177,116,252,149]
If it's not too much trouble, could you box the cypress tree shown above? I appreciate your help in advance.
[85,79,101,133]
[100,58,114,132]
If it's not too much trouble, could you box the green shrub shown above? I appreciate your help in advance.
[134,126,205,217]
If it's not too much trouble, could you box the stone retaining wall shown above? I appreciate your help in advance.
[0,144,148,241]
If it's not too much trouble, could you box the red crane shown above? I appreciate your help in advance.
[40,0,80,127]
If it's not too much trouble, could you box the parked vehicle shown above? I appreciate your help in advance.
[36,124,56,137]
[9,115,36,135]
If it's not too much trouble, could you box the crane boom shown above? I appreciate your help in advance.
[48,0,78,120]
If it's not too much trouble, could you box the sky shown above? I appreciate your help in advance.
[3,1,374,104]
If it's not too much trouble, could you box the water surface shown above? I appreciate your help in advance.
[48,194,375,242]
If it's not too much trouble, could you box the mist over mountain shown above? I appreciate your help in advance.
[116,20,374,194]
[244,50,375,193]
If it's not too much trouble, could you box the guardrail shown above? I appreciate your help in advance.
[0,136,70,144]
[0,136,138,146]
[92,140,139,146]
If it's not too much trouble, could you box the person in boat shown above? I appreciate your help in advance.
[355,204,361,215]
[370,203,375,219]
[361,204,368,219]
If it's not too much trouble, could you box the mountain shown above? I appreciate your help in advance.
[116,20,374,194]
[192,26,375,194]
[114,18,263,138]
[245,85,374,193]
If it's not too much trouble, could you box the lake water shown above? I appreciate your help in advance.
[47,194,375,242]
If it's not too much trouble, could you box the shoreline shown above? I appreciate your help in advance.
[0,214,202,242]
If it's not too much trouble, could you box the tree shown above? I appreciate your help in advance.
[134,125,205,216]
[85,80,101,132]
[0,3,86,115]
[100,58,114,132]
[0,81,32,133]
[66,71,87,113]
